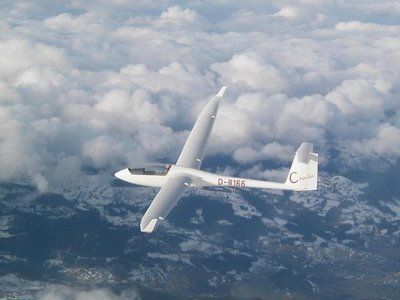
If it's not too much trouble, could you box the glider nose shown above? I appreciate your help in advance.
[114,168,128,180]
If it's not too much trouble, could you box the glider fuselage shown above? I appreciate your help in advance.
[115,164,292,190]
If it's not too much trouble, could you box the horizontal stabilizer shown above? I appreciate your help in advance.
[295,142,313,163]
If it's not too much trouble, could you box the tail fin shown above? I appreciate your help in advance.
[285,143,318,191]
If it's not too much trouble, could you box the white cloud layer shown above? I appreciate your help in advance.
[38,285,138,300]
[0,0,400,188]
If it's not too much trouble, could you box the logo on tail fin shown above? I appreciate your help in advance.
[289,171,315,184]
[289,172,298,183]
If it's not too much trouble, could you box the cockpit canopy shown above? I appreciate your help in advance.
[128,164,172,176]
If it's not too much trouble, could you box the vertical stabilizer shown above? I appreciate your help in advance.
[285,143,318,191]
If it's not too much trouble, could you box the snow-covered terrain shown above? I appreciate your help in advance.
[1,160,400,299]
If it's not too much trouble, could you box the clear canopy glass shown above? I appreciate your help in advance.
[128,164,171,176]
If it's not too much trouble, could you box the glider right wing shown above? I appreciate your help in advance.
[176,87,226,169]
[140,174,191,233]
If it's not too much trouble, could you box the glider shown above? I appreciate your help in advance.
[115,87,318,233]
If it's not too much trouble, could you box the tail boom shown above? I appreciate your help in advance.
[188,142,318,191]
[170,143,318,192]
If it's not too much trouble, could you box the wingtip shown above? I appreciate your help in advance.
[217,86,227,97]
[140,218,158,233]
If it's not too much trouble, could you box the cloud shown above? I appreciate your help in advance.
[119,63,211,96]
[95,88,163,123]
[240,165,289,183]
[155,5,206,29]
[233,142,294,164]
[211,53,286,93]
[273,6,304,20]
[326,79,386,121]
[38,285,139,300]
[15,67,65,93]
[0,106,41,182]
[32,173,49,193]
[0,39,69,79]
[0,0,400,189]
[212,91,341,154]
[43,12,104,33]
[354,124,400,157]
[335,21,400,33]
[355,2,400,16]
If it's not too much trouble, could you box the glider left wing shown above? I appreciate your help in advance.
[140,174,191,233]
[176,87,226,169]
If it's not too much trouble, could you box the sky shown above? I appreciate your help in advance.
[1,0,400,192]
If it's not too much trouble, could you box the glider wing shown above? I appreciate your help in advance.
[140,174,191,233]
[176,87,226,169]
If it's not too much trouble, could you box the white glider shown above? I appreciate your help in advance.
[115,87,318,233]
